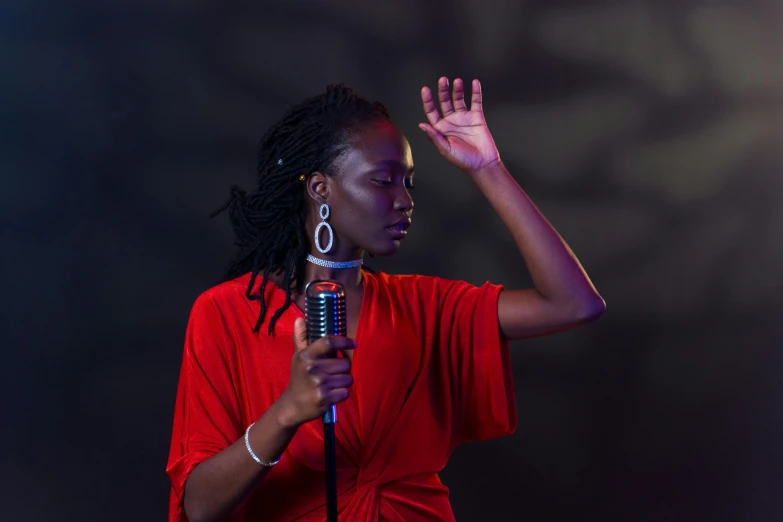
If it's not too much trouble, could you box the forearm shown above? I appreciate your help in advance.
[469,160,603,309]
[184,399,299,522]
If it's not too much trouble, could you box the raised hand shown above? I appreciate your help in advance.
[419,77,501,173]
[277,317,356,428]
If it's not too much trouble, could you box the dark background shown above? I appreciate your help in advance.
[2,0,782,520]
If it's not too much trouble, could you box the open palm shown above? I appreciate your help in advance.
[419,77,501,173]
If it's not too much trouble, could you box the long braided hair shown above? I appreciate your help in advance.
[212,84,390,336]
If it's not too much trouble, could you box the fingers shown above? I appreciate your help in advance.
[470,79,482,113]
[292,317,308,352]
[437,77,455,116]
[420,86,440,125]
[286,332,356,425]
[451,78,467,112]
[321,373,353,404]
[323,373,354,389]
[324,387,350,405]
[302,335,356,360]
[310,365,354,407]
[306,365,354,387]
[313,357,352,375]
[421,77,481,123]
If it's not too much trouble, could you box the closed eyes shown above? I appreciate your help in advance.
[372,178,416,190]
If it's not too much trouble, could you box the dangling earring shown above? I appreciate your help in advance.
[314,203,333,254]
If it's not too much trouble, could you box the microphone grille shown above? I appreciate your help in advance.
[305,280,347,342]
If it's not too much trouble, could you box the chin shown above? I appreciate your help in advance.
[368,241,400,257]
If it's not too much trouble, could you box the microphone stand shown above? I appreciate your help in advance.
[324,405,338,522]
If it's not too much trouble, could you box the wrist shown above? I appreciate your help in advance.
[272,392,301,431]
[467,158,504,179]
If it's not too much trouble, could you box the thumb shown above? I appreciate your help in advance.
[292,317,308,352]
[419,123,450,155]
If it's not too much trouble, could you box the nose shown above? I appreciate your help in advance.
[393,186,414,214]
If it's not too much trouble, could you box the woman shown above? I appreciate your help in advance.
[166,77,605,522]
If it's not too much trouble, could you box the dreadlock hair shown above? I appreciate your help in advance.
[211,84,390,336]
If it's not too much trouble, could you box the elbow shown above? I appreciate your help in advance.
[575,293,606,323]
[185,511,214,522]
[183,488,215,522]
[184,503,209,522]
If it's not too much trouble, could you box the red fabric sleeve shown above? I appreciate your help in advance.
[434,279,517,448]
[166,293,244,522]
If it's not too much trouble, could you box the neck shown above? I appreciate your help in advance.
[304,251,364,289]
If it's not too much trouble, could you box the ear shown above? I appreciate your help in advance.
[306,171,330,205]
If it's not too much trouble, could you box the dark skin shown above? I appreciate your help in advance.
[183,77,604,522]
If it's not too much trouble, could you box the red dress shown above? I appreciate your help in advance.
[166,270,516,521]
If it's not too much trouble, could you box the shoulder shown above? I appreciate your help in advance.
[369,270,491,301]
[183,273,272,357]
[369,270,437,293]
[372,270,495,292]
[187,273,254,320]
[194,273,252,304]
[371,270,505,312]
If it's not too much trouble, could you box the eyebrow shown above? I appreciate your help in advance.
[377,160,415,174]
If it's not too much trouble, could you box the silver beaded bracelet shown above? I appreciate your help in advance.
[244,422,282,467]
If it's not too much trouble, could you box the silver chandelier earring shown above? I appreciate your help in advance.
[314,203,334,254]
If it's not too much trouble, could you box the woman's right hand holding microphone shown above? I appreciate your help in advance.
[276,317,356,428]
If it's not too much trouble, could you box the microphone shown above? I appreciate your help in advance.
[304,280,345,522]
[304,280,347,425]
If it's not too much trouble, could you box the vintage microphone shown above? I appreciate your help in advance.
[305,280,346,522]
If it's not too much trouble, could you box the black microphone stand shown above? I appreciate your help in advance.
[324,405,338,522]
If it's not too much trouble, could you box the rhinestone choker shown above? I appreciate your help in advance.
[306,254,363,269]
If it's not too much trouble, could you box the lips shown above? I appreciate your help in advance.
[387,218,411,239]
[389,218,411,231]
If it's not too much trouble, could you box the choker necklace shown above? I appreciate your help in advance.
[306,254,363,269]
